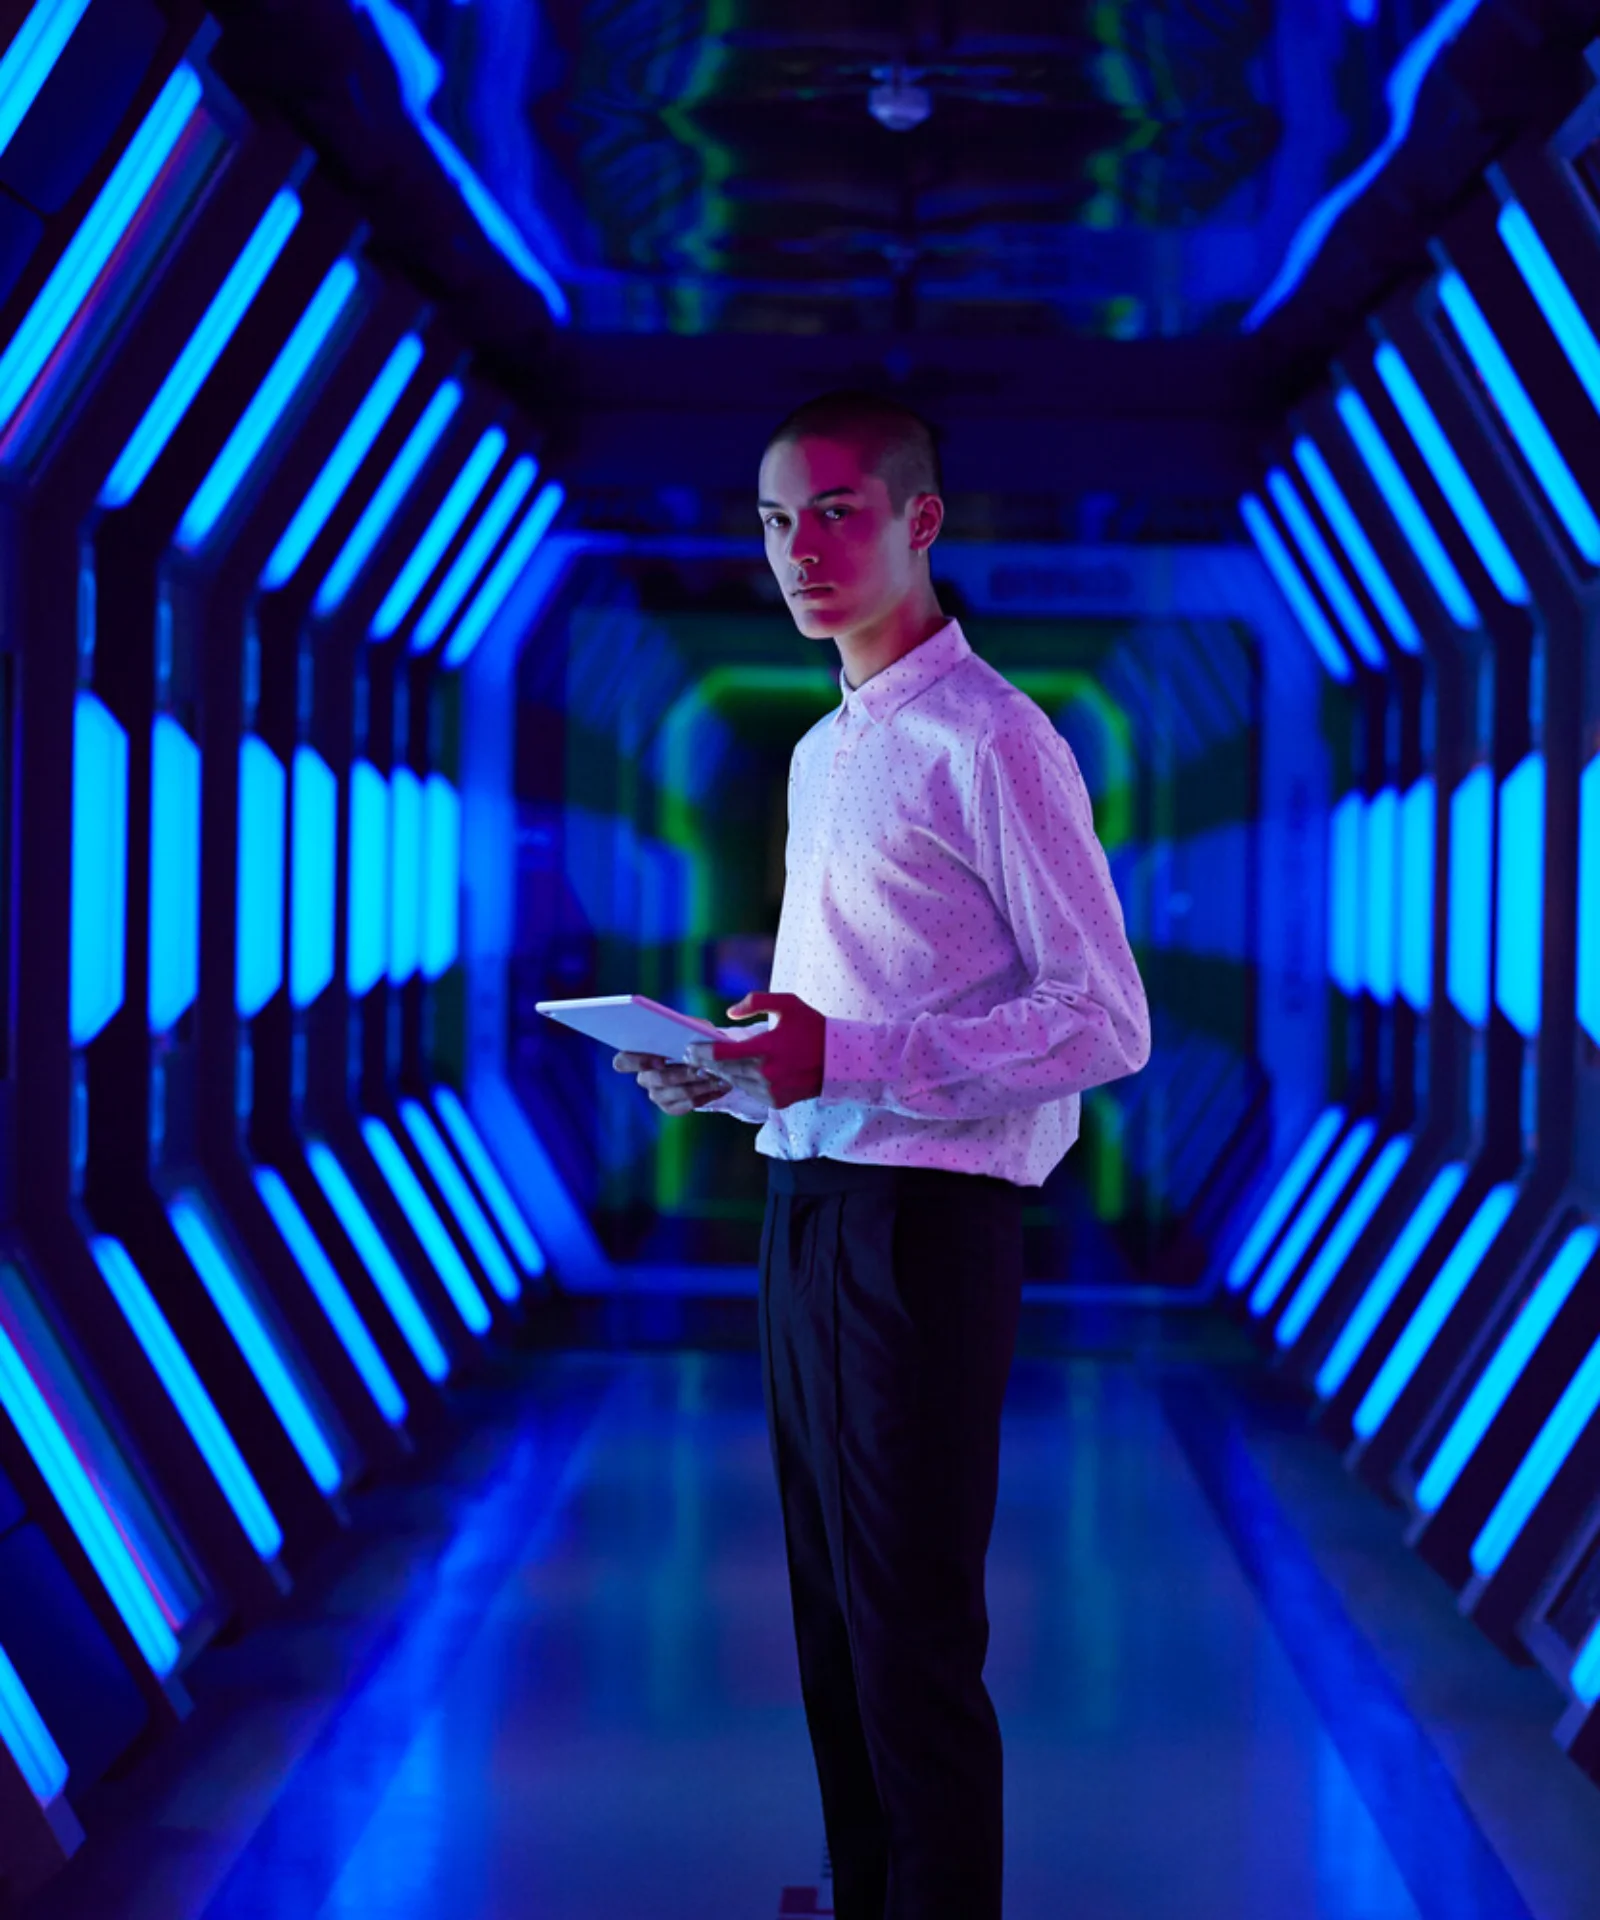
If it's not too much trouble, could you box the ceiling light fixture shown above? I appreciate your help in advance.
[868,65,931,133]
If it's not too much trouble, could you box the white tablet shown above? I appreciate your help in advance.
[535,993,728,1061]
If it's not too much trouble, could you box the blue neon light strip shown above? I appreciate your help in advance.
[1575,1625,1600,1707]
[168,1195,342,1496]
[148,715,200,1033]
[360,1117,491,1334]
[1267,468,1385,668]
[1226,1107,1346,1292]
[1473,1314,1600,1578]
[304,1142,448,1382]
[290,746,336,1010]
[1245,0,1486,329]
[1495,754,1544,1039]
[413,455,536,652]
[0,64,202,438]
[1251,1120,1378,1316]
[70,691,127,1046]
[1239,493,1352,683]
[235,736,286,1020]
[1437,268,1600,565]
[1335,386,1479,628]
[347,759,389,996]
[1373,342,1528,606]
[1329,791,1365,994]
[0,0,93,163]
[399,1099,519,1303]
[1448,765,1494,1028]
[179,258,360,551]
[262,334,425,590]
[1399,777,1435,1013]
[253,1168,407,1427]
[0,1639,67,1805]
[432,1086,547,1276]
[441,482,566,670]
[101,190,301,509]
[1278,1137,1414,1350]
[1364,788,1397,1004]
[1417,1224,1599,1514]
[421,773,460,980]
[0,1309,180,1674]
[371,426,506,641]
[1293,436,1422,655]
[91,1235,282,1559]
[1318,1163,1468,1398]
[1582,756,1600,1049]
[1353,1182,1519,1439]
[389,767,422,985]
[1497,201,1600,417]
[314,381,462,618]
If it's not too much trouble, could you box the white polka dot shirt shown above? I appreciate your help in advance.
[703,617,1151,1187]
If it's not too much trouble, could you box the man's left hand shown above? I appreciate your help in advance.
[685,992,825,1110]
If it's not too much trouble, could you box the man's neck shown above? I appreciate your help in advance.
[835,592,950,691]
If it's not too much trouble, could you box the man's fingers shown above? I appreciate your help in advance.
[613,1051,668,1073]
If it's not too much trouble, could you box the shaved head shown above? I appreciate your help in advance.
[765,390,942,514]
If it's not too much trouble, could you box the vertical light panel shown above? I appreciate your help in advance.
[90,1236,282,1559]
[388,767,422,985]
[441,482,566,670]
[1328,791,1365,994]
[70,692,127,1045]
[1448,765,1493,1028]
[1495,753,1544,1039]
[290,746,337,1009]
[148,715,200,1033]
[370,426,507,641]
[1292,435,1422,655]
[347,759,389,996]
[1250,1120,1378,1317]
[1226,1107,1347,1292]
[1239,493,1353,682]
[1582,756,1600,1048]
[235,736,287,1020]
[1266,467,1385,668]
[0,0,95,162]
[412,454,537,652]
[359,1117,491,1334]
[398,1099,519,1302]
[420,774,460,980]
[1364,787,1398,1004]
[432,1087,547,1277]
[0,1641,67,1805]
[1277,1136,1415,1350]
[1472,1319,1600,1578]
[1398,777,1435,1013]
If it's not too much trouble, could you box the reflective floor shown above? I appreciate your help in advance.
[19,1333,1600,1920]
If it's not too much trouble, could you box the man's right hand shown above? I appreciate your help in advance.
[612,1051,731,1116]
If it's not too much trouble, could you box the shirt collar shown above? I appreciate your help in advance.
[835,618,971,727]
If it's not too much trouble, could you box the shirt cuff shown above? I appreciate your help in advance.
[820,1017,905,1107]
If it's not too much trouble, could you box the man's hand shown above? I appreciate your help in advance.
[612,1051,733,1116]
[684,992,825,1110]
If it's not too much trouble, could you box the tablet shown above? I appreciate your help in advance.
[535,994,733,1061]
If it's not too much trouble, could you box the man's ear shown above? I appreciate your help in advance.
[909,491,944,553]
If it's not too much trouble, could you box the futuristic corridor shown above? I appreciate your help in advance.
[0,0,1598,1916]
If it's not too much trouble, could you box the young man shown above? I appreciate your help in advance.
[614,391,1149,1920]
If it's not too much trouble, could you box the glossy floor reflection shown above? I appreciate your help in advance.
[20,1342,1600,1920]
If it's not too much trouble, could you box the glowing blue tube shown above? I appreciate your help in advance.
[178,258,360,551]
[432,1087,547,1276]
[1277,1136,1414,1349]
[1353,1182,1519,1439]
[1251,1120,1378,1316]
[346,759,389,997]
[1266,468,1385,668]
[1329,791,1365,994]
[148,715,200,1033]
[413,455,536,652]
[0,0,94,163]
[1398,777,1435,1013]
[0,1312,180,1674]
[0,65,202,438]
[168,1195,343,1496]
[399,1099,519,1302]
[1239,493,1353,682]
[1318,1163,1468,1398]
[388,767,421,985]
[1364,787,1397,1004]
[1226,1108,1346,1292]
[261,333,424,590]
[1293,436,1422,656]
[1583,755,1600,1048]
[1574,1621,1600,1707]
[102,190,301,509]
[235,737,286,1020]
[70,692,127,1045]
[253,1168,406,1426]
[1417,1224,1599,1513]
[1495,754,1544,1039]
[370,427,506,640]
[1497,201,1600,417]
[1473,1319,1600,1577]
[91,1235,282,1559]
[442,482,566,670]
[1436,268,1600,565]
[360,1117,490,1334]
[314,381,462,617]
[305,1141,448,1382]
[1335,386,1479,628]
[0,1639,67,1805]
[420,773,460,980]
[289,746,336,1009]
[1448,765,1493,1028]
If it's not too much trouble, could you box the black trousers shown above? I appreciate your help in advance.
[759,1156,1026,1920]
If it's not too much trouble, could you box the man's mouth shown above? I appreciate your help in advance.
[793,585,834,599]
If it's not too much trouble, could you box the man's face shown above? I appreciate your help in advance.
[757,434,938,639]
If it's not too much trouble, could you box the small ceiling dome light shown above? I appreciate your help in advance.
[869,66,931,133]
